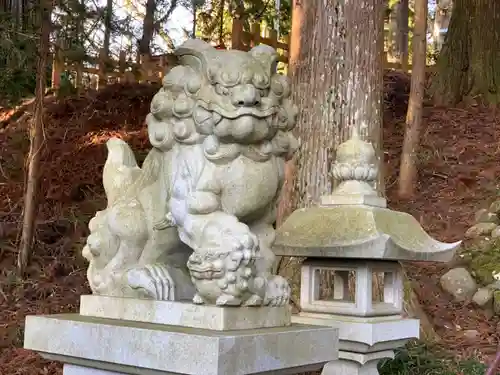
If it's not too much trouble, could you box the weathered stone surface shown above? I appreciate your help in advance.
[79,295,292,330]
[494,291,500,314]
[24,314,339,375]
[465,223,498,239]
[492,226,500,239]
[489,200,500,214]
[472,287,494,307]
[440,268,477,301]
[292,312,419,353]
[63,365,122,375]
[274,130,460,264]
[274,205,461,262]
[474,209,489,223]
[487,280,500,290]
[80,39,299,306]
[475,209,500,224]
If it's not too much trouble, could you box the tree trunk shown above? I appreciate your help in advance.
[103,0,113,56]
[432,0,500,106]
[398,0,427,198]
[276,0,303,226]
[397,0,409,71]
[432,0,452,53]
[17,0,51,274]
[387,3,398,63]
[289,0,385,209]
[139,0,156,55]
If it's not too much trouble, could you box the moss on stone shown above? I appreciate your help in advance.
[494,290,500,314]
[463,238,500,285]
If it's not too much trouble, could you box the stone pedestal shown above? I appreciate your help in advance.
[322,351,394,375]
[24,297,339,375]
[79,295,291,330]
[23,40,338,375]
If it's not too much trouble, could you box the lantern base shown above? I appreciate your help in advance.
[292,312,419,353]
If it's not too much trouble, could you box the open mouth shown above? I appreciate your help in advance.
[198,101,276,119]
[189,269,225,279]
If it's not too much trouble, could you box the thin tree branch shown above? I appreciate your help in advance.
[153,0,178,31]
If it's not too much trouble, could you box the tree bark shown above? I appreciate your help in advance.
[17,0,51,274]
[103,0,113,56]
[432,0,500,106]
[432,0,452,53]
[139,0,156,55]
[139,0,178,55]
[288,0,385,209]
[387,3,398,63]
[398,0,427,198]
[397,0,409,71]
[276,0,303,226]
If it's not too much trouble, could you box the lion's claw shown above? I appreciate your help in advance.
[127,264,175,301]
[216,294,242,306]
[264,275,291,307]
[243,294,263,306]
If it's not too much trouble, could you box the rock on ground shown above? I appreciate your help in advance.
[492,226,500,238]
[465,223,498,239]
[474,209,500,224]
[472,287,494,307]
[489,200,500,214]
[494,291,500,314]
[440,267,477,302]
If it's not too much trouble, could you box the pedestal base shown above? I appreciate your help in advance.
[292,313,417,375]
[64,365,124,375]
[80,295,291,331]
[25,314,339,375]
[322,351,394,375]
[293,312,419,352]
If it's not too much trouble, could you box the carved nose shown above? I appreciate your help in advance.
[232,84,261,107]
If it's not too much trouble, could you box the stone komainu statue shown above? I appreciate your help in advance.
[82,39,299,306]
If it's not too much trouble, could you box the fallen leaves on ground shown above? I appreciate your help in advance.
[0,72,499,373]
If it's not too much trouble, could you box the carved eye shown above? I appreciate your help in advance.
[252,73,269,89]
[259,89,269,97]
[220,70,240,85]
[186,76,201,94]
[215,83,230,96]
[271,75,289,97]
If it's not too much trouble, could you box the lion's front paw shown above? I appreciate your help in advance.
[222,222,260,269]
[242,294,263,306]
[216,294,242,306]
[127,264,175,301]
[264,275,291,307]
[202,219,259,262]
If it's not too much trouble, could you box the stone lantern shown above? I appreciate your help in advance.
[273,130,461,375]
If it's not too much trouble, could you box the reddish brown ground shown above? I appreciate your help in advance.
[0,72,499,374]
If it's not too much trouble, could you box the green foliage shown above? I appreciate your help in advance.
[245,0,292,37]
[378,342,487,375]
[196,0,292,46]
[460,238,500,285]
[0,11,39,105]
[56,71,79,99]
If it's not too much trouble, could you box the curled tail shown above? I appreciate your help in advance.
[103,138,141,207]
[103,137,163,208]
